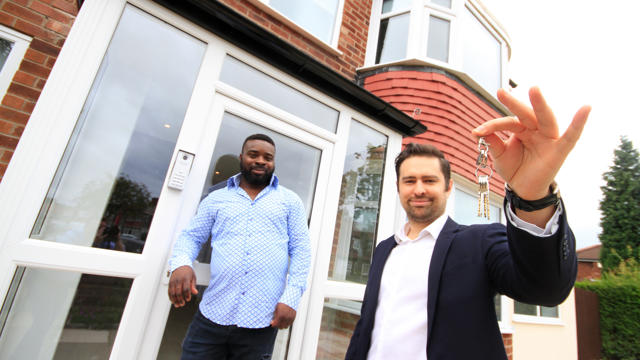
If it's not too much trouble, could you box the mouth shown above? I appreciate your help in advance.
[251,167,267,175]
[409,198,432,206]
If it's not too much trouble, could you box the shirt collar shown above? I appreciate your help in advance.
[227,173,279,188]
[394,212,449,244]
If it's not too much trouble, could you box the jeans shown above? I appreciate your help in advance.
[181,309,278,360]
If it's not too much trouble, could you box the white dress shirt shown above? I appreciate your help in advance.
[366,204,562,360]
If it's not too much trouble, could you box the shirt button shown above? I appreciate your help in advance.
[242,292,246,295]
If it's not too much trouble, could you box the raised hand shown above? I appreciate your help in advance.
[472,87,591,201]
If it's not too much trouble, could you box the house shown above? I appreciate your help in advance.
[577,243,602,281]
[0,0,577,359]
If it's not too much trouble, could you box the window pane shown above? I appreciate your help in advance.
[427,15,450,62]
[376,13,409,64]
[270,0,340,43]
[29,5,205,254]
[382,0,412,14]
[431,0,452,8]
[220,56,339,132]
[463,7,501,95]
[194,112,321,264]
[514,301,537,316]
[453,188,500,225]
[329,121,387,284]
[540,306,559,318]
[316,299,361,359]
[0,267,132,359]
[494,294,501,321]
[0,37,14,71]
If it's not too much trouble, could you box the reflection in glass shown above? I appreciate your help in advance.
[453,188,500,225]
[463,7,501,95]
[329,121,387,284]
[29,5,205,254]
[427,16,450,62]
[0,37,14,71]
[270,0,339,43]
[494,294,501,321]
[376,14,409,64]
[381,0,411,14]
[316,299,361,360]
[220,56,339,132]
[0,267,132,359]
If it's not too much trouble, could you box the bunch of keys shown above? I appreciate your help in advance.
[476,137,492,219]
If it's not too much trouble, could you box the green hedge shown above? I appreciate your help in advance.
[576,260,640,360]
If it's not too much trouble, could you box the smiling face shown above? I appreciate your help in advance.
[239,139,275,188]
[397,155,453,228]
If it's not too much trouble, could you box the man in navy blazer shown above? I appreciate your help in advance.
[345,87,591,360]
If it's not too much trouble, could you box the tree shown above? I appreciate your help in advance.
[599,136,640,272]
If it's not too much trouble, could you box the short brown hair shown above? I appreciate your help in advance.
[395,143,451,189]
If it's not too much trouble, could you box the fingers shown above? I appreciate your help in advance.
[497,88,537,130]
[271,303,296,329]
[559,105,591,153]
[168,266,197,308]
[472,116,526,137]
[528,87,559,138]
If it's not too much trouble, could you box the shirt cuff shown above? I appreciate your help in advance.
[278,285,303,310]
[506,201,563,237]
[169,256,194,273]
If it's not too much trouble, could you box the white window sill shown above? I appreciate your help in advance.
[512,314,564,326]
[245,0,343,57]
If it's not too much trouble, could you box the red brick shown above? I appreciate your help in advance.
[11,0,30,6]
[0,133,19,148]
[22,100,35,113]
[1,94,25,109]
[30,0,76,24]
[45,56,56,68]
[14,18,48,38]
[20,61,51,78]
[0,11,16,26]
[12,124,24,136]
[30,38,60,56]
[1,149,13,162]
[50,0,78,15]
[0,106,30,124]
[35,78,46,89]
[2,2,45,25]
[24,48,47,64]
[0,163,7,178]
[7,82,40,101]
[13,70,37,86]
[0,119,14,133]
[45,19,70,35]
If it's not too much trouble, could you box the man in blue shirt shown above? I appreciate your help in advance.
[168,134,311,360]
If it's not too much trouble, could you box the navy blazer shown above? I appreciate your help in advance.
[345,202,577,360]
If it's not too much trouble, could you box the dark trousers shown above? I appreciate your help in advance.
[181,309,278,360]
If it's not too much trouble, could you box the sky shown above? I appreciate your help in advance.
[479,0,640,250]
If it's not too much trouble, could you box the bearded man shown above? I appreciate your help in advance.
[168,133,311,360]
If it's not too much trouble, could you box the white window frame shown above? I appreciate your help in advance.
[0,25,31,100]
[248,0,345,54]
[364,0,510,103]
[513,303,563,325]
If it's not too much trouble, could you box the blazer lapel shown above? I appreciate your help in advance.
[427,217,459,345]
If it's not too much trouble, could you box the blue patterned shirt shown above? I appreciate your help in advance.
[169,174,311,328]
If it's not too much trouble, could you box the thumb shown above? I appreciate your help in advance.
[191,278,198,295]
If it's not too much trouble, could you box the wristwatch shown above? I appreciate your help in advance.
[505,181,560,212]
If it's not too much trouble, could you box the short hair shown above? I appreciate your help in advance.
[395,142,451,189]
[242,133,275,152]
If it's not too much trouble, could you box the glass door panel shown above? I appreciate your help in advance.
[29,4,206,254]
[158,111,322,360]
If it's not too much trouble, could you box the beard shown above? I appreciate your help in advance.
[240,162,274,187]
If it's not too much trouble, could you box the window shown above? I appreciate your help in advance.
[514,302,559,318]
[367,0,508,97]
[328,120,388,284]
[262,0,342,44]
[376,0,410,64]
[462,6,502,96]
[452,186,501,225]
[0,25,31,100]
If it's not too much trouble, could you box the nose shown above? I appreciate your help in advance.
[414,180,426,196]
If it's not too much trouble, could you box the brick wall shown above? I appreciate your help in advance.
[0,0,79,181]
[220,0,371,80]
[502,333,513,360]
[577,261,601,281]
[363,70,507,196]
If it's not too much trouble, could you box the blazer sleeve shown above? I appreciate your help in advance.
[486,199,577,306]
